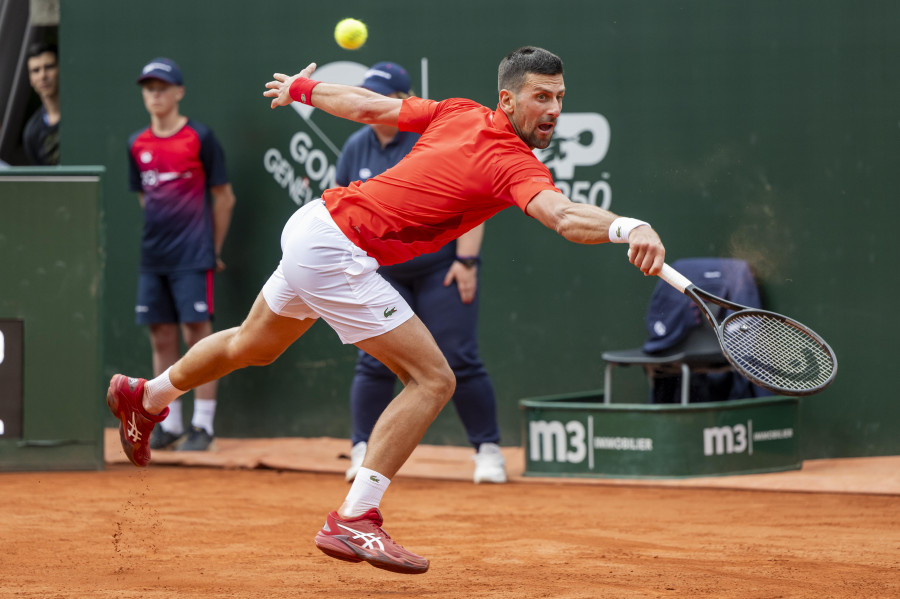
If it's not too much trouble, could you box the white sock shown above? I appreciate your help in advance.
[191,399,216,435]
[341,467,391,518]
[144,367,186,414]
[159,399,184,435]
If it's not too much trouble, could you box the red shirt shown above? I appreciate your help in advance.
[322,97,559,265]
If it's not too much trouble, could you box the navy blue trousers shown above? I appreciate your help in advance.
[349,252,500,448]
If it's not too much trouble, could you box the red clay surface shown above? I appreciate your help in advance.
[2,435,898,598]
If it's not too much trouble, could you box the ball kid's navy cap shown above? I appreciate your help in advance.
[137,57,183,85]
[361,61,411,96]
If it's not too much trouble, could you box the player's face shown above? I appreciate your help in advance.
[502,73,565,150]
[27,52,58,100]
[141,79,184,117]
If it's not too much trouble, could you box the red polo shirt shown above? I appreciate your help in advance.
[322,96,559,265]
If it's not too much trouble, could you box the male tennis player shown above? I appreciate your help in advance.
[107,46,665,575]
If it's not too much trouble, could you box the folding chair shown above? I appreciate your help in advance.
[601,257,766,404]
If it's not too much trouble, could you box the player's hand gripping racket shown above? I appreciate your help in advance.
[658,263,837,396]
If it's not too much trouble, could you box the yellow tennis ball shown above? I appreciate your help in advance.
[334,18,367,50]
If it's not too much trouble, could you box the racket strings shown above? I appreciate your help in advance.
[721,313,835,392]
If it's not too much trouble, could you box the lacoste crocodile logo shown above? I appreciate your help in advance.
[369,474,381,483]
[616,225,622,239]
[383,307,397,318]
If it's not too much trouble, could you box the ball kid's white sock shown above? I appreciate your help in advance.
[191,399,216,435]
[159,399,184,435]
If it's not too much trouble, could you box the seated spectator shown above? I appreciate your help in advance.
[23,43,60,165]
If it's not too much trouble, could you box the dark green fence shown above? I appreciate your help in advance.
[54,0,898,458]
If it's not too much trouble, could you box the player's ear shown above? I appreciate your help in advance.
[498,89,515,114]
[175,85,185,102]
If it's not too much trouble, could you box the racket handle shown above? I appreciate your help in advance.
[658,263,693,293]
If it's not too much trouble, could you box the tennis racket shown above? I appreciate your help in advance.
[658,263,837,396]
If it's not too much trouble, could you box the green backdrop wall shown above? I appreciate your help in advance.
[57,0,898,458]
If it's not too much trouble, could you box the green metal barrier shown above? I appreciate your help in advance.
[0,167,106,471]
[520,392,800,478]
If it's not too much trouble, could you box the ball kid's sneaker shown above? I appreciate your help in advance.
[106,374,169,467]
[314,508,429,574]
[472,442,508,484]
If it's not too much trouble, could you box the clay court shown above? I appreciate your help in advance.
[1,435,898,598]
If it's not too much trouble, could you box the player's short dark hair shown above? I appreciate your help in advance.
[498,46,563,94]
[26,42,58,61]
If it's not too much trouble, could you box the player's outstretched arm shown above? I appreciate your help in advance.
[526,189,665,275]
[264,62,402,127]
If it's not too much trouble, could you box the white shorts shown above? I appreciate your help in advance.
[261,199,414,344]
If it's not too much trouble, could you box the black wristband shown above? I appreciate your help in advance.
[455,255,480,268]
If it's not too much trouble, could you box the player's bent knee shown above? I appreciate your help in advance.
[428,364,456,404]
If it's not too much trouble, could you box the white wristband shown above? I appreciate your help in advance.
[608,217,650,243]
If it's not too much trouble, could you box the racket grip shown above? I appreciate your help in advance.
[658,263,693,293]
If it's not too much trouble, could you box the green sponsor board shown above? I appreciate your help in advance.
[521,392,799,478]
[0,168,106,471]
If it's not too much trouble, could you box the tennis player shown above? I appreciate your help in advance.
[107,46,665,575]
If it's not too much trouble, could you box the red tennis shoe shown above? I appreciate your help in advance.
[314,508,429,574]
[106,374,169,468]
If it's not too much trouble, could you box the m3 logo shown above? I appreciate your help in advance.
[528,418,652,470]
[529,419,587,464]
[703,423,749,456]
[703,420,795,457]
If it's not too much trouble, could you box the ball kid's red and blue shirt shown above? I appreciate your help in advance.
[128,119,229,273]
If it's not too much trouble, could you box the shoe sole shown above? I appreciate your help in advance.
[474,476,508,484]
[106,377,148,468]
[105,377,121,416]
[314,534,364,563]
[314,533,429,575]
[473,467,507,484]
